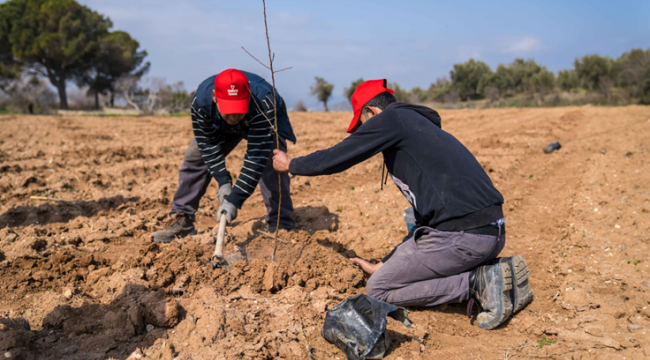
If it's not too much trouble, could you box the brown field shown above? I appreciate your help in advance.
[1,106,650,359]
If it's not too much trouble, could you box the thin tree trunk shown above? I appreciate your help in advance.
[55,79,68,110]
[110,91,115,107]
[94,89,100,110]
[323,100,328,112]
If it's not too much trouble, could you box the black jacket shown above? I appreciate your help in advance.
[289,102,504,230]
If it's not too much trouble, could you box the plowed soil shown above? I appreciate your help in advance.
[1,106,649,359]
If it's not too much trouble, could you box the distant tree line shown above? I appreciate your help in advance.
[342,48,650,107]
[0,0,149,111]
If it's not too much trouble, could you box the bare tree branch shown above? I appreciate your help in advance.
[241,47,271,70]
[247,88,279,132]
[242,0,292,261]
[262,0,283,262]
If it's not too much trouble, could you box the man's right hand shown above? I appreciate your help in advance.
[217,200,237,224]
[350,258,383,275]
[217,183,232,204]
[272,149,292,173]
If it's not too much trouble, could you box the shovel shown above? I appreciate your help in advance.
[210,213,242,270]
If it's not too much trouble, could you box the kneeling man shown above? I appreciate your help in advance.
[272,79,532,329]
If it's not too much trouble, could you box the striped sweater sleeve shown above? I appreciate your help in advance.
[191,98,232,187]
[225,102,276,208]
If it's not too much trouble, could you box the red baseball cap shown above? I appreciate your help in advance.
[214,69,250,114]
[347,79,395,133]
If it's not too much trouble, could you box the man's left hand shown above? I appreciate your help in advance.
[273,149,292,173]
[217,183,232,204]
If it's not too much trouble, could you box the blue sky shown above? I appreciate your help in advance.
[78,0,650,110]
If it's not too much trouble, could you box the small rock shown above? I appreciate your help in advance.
[628,324,643,331]
[63,288,73,300]
[5,233,17,243]
[4,352,11,359]
[60,346,78,355]
[613,310,626,319]
[43,334,58,343]
[146,324,155,333]
[543,141,562,154]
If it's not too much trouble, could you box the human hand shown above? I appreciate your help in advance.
[272,149,292,173]
[217,183,232,204]
[217,200,238,224]
[350,258,383,275]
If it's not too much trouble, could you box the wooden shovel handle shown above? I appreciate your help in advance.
[214,213,228,257]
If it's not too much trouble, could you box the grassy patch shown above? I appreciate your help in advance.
[59,178,80,192]
[537,336,557,348]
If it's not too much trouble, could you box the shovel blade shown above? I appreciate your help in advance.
[210,255,229,270]
[210,253,244,271]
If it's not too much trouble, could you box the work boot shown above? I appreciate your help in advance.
[493,255,534,313]
[151,212,196,243]
[468,262,513,330]
[267,222,295,233]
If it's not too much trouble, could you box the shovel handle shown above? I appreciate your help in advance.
[214,213,227,257]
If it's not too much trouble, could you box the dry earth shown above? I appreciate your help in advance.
[0,106,649,359]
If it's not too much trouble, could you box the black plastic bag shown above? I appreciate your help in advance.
[321,294,412,360]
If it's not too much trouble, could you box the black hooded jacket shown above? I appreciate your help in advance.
[289,102,504,230]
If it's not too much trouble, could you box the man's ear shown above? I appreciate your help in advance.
[212,89,217,103]
[364,106,380,118]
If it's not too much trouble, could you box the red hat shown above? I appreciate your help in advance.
[214,69,250,114]
[347,79,395,133]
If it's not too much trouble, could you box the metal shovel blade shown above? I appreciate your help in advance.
[210,252,243,271]
[210,255,230,270]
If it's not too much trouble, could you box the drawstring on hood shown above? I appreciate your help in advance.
[380,161,389,190]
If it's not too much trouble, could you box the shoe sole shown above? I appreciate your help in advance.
[152,228,197,243]
[504,255,534,313]
[477,263,513,330]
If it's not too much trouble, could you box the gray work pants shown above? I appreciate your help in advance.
[171,137,294,229]
[366,226,505,307]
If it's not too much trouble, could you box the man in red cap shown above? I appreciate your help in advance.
[152,69,296,243]
[272,79,532,330]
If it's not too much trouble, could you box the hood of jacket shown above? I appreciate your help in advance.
[386,102,442,128]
